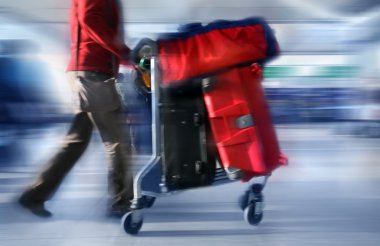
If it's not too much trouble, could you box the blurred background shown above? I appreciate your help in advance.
[0,0,379,160]
[0,1,379,244]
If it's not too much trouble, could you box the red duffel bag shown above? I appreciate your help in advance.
[132,17,280,87]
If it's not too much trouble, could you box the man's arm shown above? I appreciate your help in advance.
[77,0,130,62]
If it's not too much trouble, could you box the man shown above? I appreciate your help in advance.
[19,0,133,217]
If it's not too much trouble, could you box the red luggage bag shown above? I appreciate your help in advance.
[155,17,279,86]
[203,64,288,181]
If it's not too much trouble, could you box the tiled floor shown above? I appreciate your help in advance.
[1,124,380,246]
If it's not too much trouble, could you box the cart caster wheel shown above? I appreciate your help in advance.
[244,201,264,226]
[121,212,143,235]
[238,190,250,210]
[142,195,156,208]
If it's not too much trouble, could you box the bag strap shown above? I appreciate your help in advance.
[75,14,80,77]
[108,0,117,77]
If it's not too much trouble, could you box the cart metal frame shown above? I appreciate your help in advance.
[121,56,270,235]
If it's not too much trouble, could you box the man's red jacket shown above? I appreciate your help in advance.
[67,0,130,75]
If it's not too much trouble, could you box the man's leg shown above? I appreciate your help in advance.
[19,113,93,216]
[89,109,134,214]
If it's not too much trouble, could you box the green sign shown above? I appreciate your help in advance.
[264,66,360,78]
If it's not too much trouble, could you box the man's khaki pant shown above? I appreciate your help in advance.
[22,72,133,207]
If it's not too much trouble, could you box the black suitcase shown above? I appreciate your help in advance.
[160,83,216,190]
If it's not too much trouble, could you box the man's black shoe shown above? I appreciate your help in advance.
[18,197,52,218]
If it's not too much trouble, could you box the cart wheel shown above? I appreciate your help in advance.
[142,195,156,208]
[121,211,143,235]
[244,201,264,226]
[238,190,250,210]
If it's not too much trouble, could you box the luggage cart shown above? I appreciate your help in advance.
[121,56,270,235]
